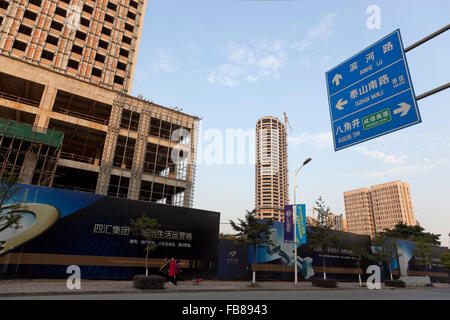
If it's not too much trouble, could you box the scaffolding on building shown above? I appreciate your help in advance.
[0,117,63,186]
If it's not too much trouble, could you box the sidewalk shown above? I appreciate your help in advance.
[0,279,448,297]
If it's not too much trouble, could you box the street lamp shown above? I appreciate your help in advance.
[293,157,311,287]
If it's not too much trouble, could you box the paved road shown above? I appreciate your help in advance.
[2,287,450,300]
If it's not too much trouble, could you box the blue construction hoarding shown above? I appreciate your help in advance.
[0,184,220,279]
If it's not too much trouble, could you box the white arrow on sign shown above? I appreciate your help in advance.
[393,102,411,117]
[335,98,348,110]
[332,74,343,86]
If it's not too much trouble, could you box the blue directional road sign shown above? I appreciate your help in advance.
[326,29,421,151]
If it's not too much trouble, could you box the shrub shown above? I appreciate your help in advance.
[133,275,166,290]
[311,279,338,288]
[384,280,406,288]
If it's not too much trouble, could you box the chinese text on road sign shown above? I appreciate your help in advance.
[326,29,421,151]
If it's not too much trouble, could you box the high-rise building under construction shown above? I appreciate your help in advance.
[0,0,199,207]
[255,116,289,222]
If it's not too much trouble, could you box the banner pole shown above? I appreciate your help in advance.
[293,174,298,287]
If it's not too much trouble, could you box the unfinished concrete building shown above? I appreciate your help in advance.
[255,116,289,222]
[0,0,146,93]
[0,0,200,207]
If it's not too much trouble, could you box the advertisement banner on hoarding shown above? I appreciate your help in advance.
[283,205,294,242]
[296,204,306,245]
[0,184,220,279]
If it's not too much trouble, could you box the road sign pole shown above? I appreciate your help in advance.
[403,24,450,102]
[416,82,450,101]
[404,24,450,53]
[293,170,298,287]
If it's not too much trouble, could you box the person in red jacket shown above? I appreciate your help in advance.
[167,258,180,285]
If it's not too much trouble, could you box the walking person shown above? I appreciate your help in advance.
[167,258,178,285]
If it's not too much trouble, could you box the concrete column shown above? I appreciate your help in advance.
[18,151,38,184]
[183,119,198,208]
[34,85,57,129]
[96,94,123,195]
[128,106,150,200]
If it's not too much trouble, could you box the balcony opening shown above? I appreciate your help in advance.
[105,14,114,23]
[75,30,86,41]
[18,25,32,36]
[124,23,134,32]
[23,10,37,21]
[130,1,138,9]
[46,34,59,46]
[28,0,42,6]
[117,61,127,71]
[119,48,129,58]
[107,2,117,11]
[114,75,124,85]
[67,59,79,70]
[12,40,27,51]
[82,4,93,14]
[0,0,9,10]
[50,20,63,31]
[91,68,102,78]
[95,53,105,63]
[55,7,67,18]
[71,44,83,55]
[41,50,55,61]
[101,26,111,36]
[98,39,108,49]
[122,35,132,45]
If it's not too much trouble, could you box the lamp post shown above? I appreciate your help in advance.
[293,157,311,287]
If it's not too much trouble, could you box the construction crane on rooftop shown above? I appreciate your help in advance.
[283,112,292,133]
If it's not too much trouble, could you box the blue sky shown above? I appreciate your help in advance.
[131,0,450,246]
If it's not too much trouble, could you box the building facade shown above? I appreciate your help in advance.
[0,0,200,207]
[344,181,417,238]
[307,208,347,232]
[343,188,375,238]
[255,116,289,222]
[0,0,145,93]
[369,181,416,233]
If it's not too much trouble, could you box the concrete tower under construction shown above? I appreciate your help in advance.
[0,0,199,207]
[255,116,289,222]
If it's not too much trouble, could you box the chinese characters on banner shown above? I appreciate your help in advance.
[93,223,193,248]
[296,204,307,245]
[284,205,294,242]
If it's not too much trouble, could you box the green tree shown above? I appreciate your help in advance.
[0,173,21,233]
[130,214,160,277]
[307,196,338,280]
[229,210,274,286]
[349,242,370,286]
[371,237,398,281]
[378,223,440,246]
[219,233,238,240]
[413,239,433,278]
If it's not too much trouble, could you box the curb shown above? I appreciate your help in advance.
[0,285,390,298]
[1,282,447,298]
